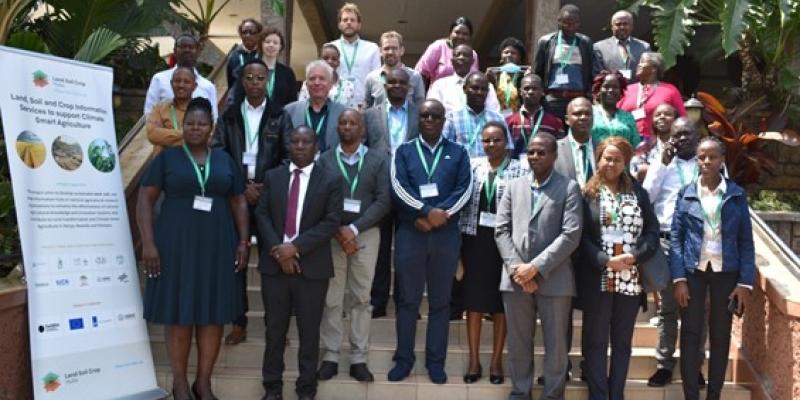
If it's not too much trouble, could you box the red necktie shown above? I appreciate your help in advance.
[284,169,302,238]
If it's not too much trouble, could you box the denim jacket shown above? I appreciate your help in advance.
[668,178,755,286]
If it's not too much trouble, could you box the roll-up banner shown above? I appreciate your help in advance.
[0,46,166,400]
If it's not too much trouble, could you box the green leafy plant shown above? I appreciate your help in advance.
[749,189,800,211]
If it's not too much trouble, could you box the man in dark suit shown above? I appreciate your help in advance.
[316,110,391,382]
[212,59,285,345]
[282,60,347,153]
[363,67,420,318]
[256,126,343,400]
[592,10,651,82]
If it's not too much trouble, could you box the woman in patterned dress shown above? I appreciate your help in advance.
[576,136,660,400]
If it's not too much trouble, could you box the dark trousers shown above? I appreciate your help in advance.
[681,269,738,400]
[370,212,398,310]
[392,222,460,369]
[261,273,328,397]
[583,290,641,400]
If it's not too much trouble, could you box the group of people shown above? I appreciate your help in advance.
[138,3,755,400]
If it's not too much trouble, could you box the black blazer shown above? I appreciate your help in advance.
[255,164,343,279]
[211,99,286,183]
[533,31,594,96]
[575,180,660,310]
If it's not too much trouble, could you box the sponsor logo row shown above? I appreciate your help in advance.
[32,270,131,291]
[36,309,138,338]
[29,253,130,275]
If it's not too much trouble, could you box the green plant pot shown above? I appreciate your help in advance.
[0,253,21,278]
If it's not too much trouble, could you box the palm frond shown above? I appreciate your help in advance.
[73,26,125,63]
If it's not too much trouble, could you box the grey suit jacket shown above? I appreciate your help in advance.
[553,136,597,184]
[363,101,420,156]
[282,99,347,152]
[592,36,651,81]
[495,172,583,296]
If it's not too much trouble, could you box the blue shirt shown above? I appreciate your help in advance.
[387,101,409,152]
[443,105,511,158]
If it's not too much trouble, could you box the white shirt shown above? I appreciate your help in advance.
[643,156,698,232]
[332,36,381,109]
[427,74,501,117]
[143,66,218,120]
[243,99,266,179]
[283,162,315,243]
[697,178,725,273]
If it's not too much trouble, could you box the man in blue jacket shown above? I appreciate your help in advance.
[388,99,473,384]
[670,136,754,400]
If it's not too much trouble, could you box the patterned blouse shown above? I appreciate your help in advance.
[298,78,356,109]
[599,187,644,296]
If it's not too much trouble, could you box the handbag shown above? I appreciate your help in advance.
[640,248,670,292]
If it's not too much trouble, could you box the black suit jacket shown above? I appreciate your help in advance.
[533,31,594,96]
[255,163,343,279]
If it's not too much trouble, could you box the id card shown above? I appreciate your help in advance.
[344,198,362,213]
[602,229,624,244]
[554,73,569,85]
[620,69,632,80]
[632,108,646,120]
[242,152,256,165]
[420,183,439,198]
[705,240,722,255]
[479,212,497,228]
[193,195,213,212]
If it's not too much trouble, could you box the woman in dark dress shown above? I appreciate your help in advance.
[458,122,524,384]
[137,98,250,400]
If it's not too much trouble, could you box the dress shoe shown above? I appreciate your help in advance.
[449,310,464,321]
[349,363,375,382]
[463,365,482,384]
[388,364,412,382]
[428,366,448,384]
[224,325,247,345]
[172,388,193,400]
[489,371,504,385]
[698,372,706,388]
[261,394,282,400]
[537,370,570,385]
[191,382,218,400]
[647,368,673,387]
[317,361,338,380]
[372,307,387,319]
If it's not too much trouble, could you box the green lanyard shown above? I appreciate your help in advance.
[387,103,407,144]
[169,105,181,131]
[601,186,621,226]
[266,68,276,100]
[415,138,444,182]
[556,32,577,71]
[332,80,344,103]
[677,162,698,186]
[569,131,592,182]
[182,144,211,196]
[530,176,546,215]
[483,157,509,209]
[700,188,724,233]
[339,38,359,75]
[466,112,487,149]
[521,108,544,147]
[335,148,364,198]
[240,101,260,147]
[305,107,327,137]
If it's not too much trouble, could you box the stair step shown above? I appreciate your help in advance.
[153,365,751,400]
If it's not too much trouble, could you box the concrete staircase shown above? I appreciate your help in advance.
[148,251,753,400]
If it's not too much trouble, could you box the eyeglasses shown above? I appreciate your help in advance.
[244,75,267,82]
[481,138,505,144]
[419,113,444,120]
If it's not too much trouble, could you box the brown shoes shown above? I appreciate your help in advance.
[224,325,247,345]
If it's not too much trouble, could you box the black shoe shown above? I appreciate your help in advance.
[372,307,387,319]
[349,363,375,382]
[261,394,282,400]
[698,372,706,388]
[463,365,482,384]
[489,373,504,385]
[317,361,338,380]
[647,368,673,387]
[537,370,570,386]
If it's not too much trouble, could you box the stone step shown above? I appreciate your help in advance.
[149,334,733,381]
[153,365,751,400]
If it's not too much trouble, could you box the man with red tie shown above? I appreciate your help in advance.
[255,126,343,400]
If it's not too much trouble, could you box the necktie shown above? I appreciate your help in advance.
[580,144,593,180]
[619,40,629,65]
[284,169,302,238]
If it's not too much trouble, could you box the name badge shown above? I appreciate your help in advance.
[632,108,646,120]
[705,240,722,255]
[242,152,256,165]
[602,229,625,244]
[554,73,569,85]
[420,183,439,198]
[343,198,362,213]
[193,195,213,212]
[479,212,497,228]
[620,69,632,80]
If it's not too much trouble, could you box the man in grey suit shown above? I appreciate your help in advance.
[283,60,347,153]
[592,10,651,82]
[555,97,595,190]
[364,67,420,318]
[495,132,583,400]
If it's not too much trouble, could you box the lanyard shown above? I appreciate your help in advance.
[483,157,509,209]
[169,105,181,131]
[636,82,659,108]
[415,138,444,182]
[700,189,724,233]
[266,68,276,100]
[339,38,359,75]
[569,132,592,183]
[331,80,344,103]
[530,177,546,215]
[387,104,407,144]
[465,112,487,149]
[521,108,544,147]
[240,101,260,147]
[556,31,577,70]
[677,161,697,186]
[601,186,622,226]
[182,144,211,196]
[335,149,364,198]
[305,107,327,136]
